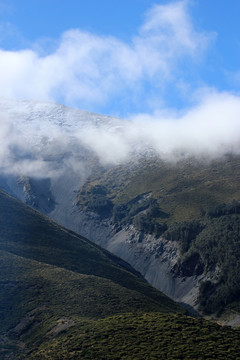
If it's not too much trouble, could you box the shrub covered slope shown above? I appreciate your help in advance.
[77,155,240,313]
[0,189,182,358]
[1,187,240,359]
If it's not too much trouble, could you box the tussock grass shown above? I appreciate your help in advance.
[31,312,240,359]
[0,189,183,358]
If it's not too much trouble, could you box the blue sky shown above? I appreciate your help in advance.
[0,0,240,118]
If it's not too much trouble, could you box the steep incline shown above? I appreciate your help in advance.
[1,98,240,320]
[74,155,240,316]
[0,189,183,358]
[0,98,127,230]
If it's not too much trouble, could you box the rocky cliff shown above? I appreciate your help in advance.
[64,207,222,313]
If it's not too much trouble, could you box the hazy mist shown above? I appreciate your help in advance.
[0,91,239,178]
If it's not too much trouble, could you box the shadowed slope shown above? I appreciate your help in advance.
[0,189,183,358]
[0,189,181,310]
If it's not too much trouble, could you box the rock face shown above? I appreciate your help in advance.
[54,206,218,312]
[0,170,220,312]
[0,98,228,313]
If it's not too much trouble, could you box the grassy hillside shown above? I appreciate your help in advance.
[29,313,240,359]
[0,189,182,308]
[1,186,240,359]
[0,189,183,358]
[1,250,177,358]
[77,154,240,224]
[77,154,240,313]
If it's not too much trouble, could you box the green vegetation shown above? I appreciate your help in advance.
[113,195,168,236]
[1,250,176,358]
[167,213,240,314]
[2,171,240,358]
[77,155,240,224]
[206,199,240,218]
[78,184,113,217]
[0,189,183,358]
[77,155,240,314]
[78,185,169,236]
[0,189,182,307]
[164,220,204,254]
[30,313,240,359]
[194,215,240,313]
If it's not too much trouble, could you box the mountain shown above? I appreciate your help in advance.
[1,99,240,358]
[0,97,128,231]
[30,313,240,359]
[75,155,240,317]
[1,98,240,321]
[0,189,183,358]
[1,190,240,360]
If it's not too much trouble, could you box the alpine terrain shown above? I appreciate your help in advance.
[1,98,240,358]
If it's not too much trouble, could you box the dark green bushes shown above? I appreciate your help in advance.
[207,200,240,218]
[78,185,113,217]
[78,181,240,314]
[164,220,204,253]
[30,313,240,360]
[163,210,240,314]
[113,196,168,236]
[133,213,167,236]
[186,215,240,313]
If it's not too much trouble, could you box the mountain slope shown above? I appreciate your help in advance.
[3,251,240,360]
[1,98,240,319]
[75,154,240,315]
[0,189,183,358]
[0,97,127,234]
[1,99,240,357]
[77,154,240,224]
[30,313,240,360]
[0,189,181,308]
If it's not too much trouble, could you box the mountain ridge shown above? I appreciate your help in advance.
[74,154,240,317]
[0,188,184,358]
[1,98,240,321]
[2,191,240,359]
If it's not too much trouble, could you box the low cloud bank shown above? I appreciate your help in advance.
[128,92,240,159]
[0,91,239,178]
[1,1,236,179]
[78,91,240,164]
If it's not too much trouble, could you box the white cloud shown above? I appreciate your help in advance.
[0,91,239,179]
[73,91,240,164]
[0,1,211,109]
[0,1,238,177]
[128,91,240,159]
[138,1,209,60]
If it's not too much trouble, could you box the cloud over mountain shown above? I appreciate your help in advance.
[0,1,239,177]
[0,91,239,178]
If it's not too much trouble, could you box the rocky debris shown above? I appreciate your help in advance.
[65,208,220,312]
[48,318,75,335]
